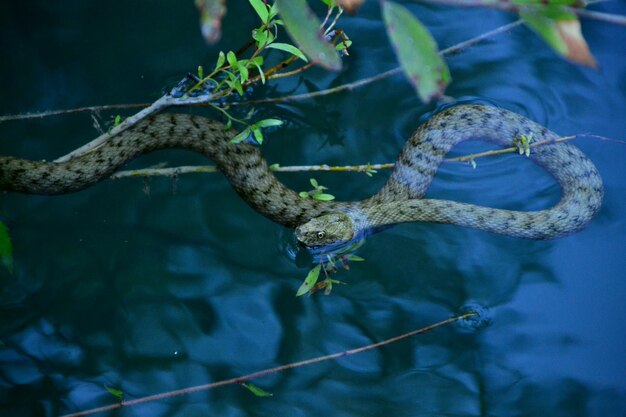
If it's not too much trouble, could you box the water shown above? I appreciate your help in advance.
[1,1,625,416]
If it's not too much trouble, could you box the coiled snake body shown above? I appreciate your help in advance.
[0,105,603,247]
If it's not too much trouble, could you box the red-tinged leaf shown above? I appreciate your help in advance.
[275,0,342,71]
[195,0,226,44]
[382,1,451,102]
[556,19,597,67]
[337,0,365,13]
[521,11,597,67]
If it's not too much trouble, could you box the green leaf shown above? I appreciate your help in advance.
[254,118,283,128]
[275,0,342,70]
[266,42,309,63]
[336,39,352,51]
[382,1,451,102]
[226,50,237,67]
[269,2,279,19]
[520,11,596,67]
[230,128,251,144]
[0,222,13,274]
[296,265,321,296]
[197,65,204,79]
[104,386,124,400]
[521,12,568,56]
[347,255,365,261]
[269,163,280,170]
[229,78,244,96]
[241,382,273,397]
[312,193,335,201]
[249,0,269,23]
[215,51,226,70]
[252,128,263,144]
[252,29,269,48]
[299,191,310,198]
[114,115,121,127]
[309,178,319,188]
[238,62,249,83]
[253,61,266,84]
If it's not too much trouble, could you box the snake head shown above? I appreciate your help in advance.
[295,212,355,248]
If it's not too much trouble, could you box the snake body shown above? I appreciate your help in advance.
[0,105,603,247]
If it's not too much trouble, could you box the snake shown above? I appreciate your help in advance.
[0,104,603,247]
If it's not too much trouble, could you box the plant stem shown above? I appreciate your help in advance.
[241,20,524,105]
[412,0,626,26]
[109,134,578,179]
[60,313,475,417]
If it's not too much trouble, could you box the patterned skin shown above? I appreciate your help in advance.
[0,105,603,247]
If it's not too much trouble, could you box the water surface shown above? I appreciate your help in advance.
[1,1,625,416]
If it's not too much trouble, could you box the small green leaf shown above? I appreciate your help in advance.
[215,51,226,70]
[104,386,124,400]
[0,221,13,274]
[312,193,335,201]
[336,39,352,51]
[521,12,568,56]
[230,128,251,143]
[275,0,342,70]
[241,382,273,397]
[114,115,121,127]
[249,0,269,23]
[269,163,280,170]
[266,42,309,62]
[254,118,283,128]
[226,51,238,67]
[252,128,263,144]
[228,78,244,95]
[269,2,279,19]
[238,63,249,83]
[253,28,269,47]
[347,255,365,262]
[382,1,451,102]
[254,61,266,84]
[309,178,319,188]
[197,65,204,79]
[296,265,321,296]
[299,191,310,198]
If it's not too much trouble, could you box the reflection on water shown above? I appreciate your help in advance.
[1,1,626,416]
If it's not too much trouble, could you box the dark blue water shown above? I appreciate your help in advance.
[1,2,625,416]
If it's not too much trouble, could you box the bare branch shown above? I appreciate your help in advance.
[0,103,149,124]
[60,312,475,417]
[412,0,626,26]
[242,20,524,105]
[110,133,577,179]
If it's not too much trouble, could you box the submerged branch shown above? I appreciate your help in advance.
[110,134,577,179]
[61,312,475,417]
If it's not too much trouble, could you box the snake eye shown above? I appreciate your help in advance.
[317,231,326,239]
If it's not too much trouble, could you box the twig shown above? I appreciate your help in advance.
[110,132,577,179]
[0,103,149,123]
[242,20,524,105]
[412,0,626,26]
[61,312,475,417]
[0,19,523,123]
[267,61,316,80]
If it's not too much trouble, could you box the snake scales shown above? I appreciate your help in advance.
[0,105,603,247]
